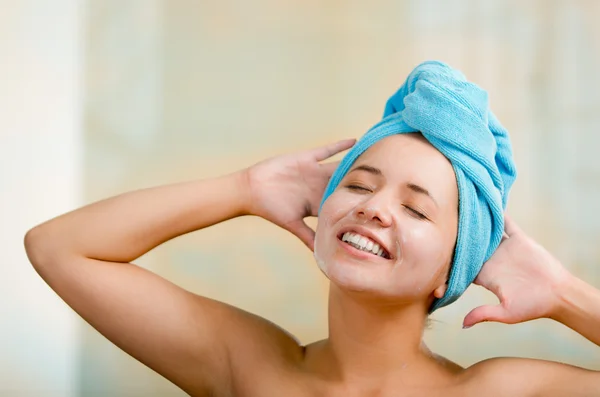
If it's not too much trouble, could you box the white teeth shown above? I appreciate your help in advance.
[341,232,387,258]
[358,236,368,247]
[372,242,381,254]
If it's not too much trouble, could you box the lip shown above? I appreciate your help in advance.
[336,225,393,260]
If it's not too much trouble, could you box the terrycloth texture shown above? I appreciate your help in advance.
[319,60,517,312]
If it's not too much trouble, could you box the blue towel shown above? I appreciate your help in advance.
[319,61,517,311]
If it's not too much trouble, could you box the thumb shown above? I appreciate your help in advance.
[283,219,316,251]
[463,305,509,329]
[503,213,523,237]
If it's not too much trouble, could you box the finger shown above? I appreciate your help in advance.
[462,305,510,328]
[312,139,356,162]
[320,161,340,177]
[284,219,316,251]
[503,213,522,237]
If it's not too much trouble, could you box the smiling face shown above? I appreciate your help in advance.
[314,133,459,305]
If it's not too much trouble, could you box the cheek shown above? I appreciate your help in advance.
[313,191,365,275]
[316,190,364,231]
[313,197,344,274]
[400,225,451,278]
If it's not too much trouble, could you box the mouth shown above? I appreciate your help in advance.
[336,228,392,260]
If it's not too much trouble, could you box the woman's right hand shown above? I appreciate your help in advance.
[243,139,355,251]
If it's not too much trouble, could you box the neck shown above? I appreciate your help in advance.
[309,283,435,385]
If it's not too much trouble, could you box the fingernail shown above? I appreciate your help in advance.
[462,325,472,329]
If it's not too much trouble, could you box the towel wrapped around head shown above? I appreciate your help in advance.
[319,60,517,312]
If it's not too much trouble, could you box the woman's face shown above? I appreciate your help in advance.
[314,133,459,304]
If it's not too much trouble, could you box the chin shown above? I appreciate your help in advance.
[323,259,392,294]
[322,260,429,306]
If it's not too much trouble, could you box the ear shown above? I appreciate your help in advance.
[433,282,448,299]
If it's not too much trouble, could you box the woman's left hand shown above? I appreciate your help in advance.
[462,215,572,328]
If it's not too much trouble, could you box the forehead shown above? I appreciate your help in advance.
[358,133,440,162]
[355,134,450,171]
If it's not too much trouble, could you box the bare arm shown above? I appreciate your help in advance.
[24,172,269,394]
[27,173,248,263]
[24,139,353,395]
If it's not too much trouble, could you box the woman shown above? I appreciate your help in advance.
[25,62,600,396]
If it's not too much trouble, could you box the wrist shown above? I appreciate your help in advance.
[548,272,600,346]
[550,272,584,323]
[231,169,254,217]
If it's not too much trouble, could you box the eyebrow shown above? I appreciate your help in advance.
[348,164,439,208]
[348,164,382,176]
[406,182,438,208]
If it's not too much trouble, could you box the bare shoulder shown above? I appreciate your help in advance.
[216,299,305,362]
[206,298,306,391]
[462,356,600,397]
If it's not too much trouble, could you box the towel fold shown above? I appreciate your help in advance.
[319,60,517,311]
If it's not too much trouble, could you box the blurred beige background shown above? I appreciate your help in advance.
[2,0,600,396]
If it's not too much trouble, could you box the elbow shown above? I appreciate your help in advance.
[24,225,57,271]
[25,223,79,274]
[24,226,44,270]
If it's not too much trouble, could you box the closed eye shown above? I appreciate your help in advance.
[346,184,372,192]
[404,205,428,220]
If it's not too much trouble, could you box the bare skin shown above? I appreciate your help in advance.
[24,137,600,396]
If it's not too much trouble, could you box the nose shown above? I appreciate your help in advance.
[354,194,393,228]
